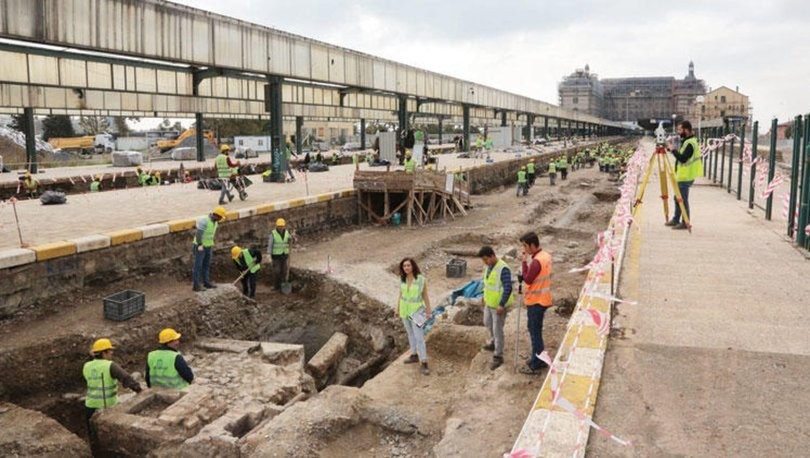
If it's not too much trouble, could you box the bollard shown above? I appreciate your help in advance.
[765,118,778,220]
[748,121,759,209]
[787,115,803,237]
[736,123,746,200]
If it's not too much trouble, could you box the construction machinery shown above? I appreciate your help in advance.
[48,133,115,155]
[156,129,215,152]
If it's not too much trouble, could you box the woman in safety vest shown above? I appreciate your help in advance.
[396,258,432,375]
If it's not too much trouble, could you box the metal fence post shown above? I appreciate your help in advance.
[727,127,735,192]
[713,127,720,182]
[787,115,803,237]
[797,115,810,248]
[765,118,778,220]
[719,126,727,185]
[748,121,759,209]
[736,122,746,200]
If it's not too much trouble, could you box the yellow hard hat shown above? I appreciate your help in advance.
[520,166,526,170]
[530,159,535,162]
[25,172,31,178]
[95,175,102,180]
[91,338,114,353]
[276,218,286,226]
[213,206,227,220]
[220,144,231,152]
[231,246,242,259]
[158,328,181,344]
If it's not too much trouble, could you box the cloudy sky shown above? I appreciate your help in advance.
[172,0,807,126]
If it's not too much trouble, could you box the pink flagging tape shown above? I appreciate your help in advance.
[586,291,638,306]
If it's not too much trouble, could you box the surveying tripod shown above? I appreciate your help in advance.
[632,126,691,233]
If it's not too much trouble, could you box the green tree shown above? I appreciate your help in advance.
[79,116,111,135]
[8,113,28,133]
[41,115,75,141]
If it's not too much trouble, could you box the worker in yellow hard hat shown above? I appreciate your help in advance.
[517,165,528,197]
[21,171,39,198]
[215,144,239,204]
[192,207,227,291]
[83,338,142,434]
[232,245,262,299]
[146,329,193,390]
[90,174,102,193]
[526,159,536,188]
[267,218,293,291]
[404,150,416,174]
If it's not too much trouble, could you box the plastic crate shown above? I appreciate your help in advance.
[103,290,145,321]
[446,258,467,278]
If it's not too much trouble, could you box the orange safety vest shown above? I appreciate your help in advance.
[524,250,552,306]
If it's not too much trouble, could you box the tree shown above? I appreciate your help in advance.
[8,114,28,133]
[41,115,75,141]
[79,116,111,135]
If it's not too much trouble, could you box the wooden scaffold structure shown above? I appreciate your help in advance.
[353,168,472,226]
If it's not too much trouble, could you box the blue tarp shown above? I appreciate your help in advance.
[449,279,484,305]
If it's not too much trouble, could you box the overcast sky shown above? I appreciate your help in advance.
[170,0,807,127]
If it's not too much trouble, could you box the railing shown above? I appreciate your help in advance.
[700,113,810,251]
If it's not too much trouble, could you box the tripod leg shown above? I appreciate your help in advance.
[657,153,670,222]
[632,154,657,218]
[663,159,691,231]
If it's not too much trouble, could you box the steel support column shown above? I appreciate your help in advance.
[397,94,408,145]
[557,118,562,140]
[24,107,36,173]
[501,111,507,127]
[462,104,470,152]
[543,116,549,139]
[360,118,366,150]
[265,76,286,182]
[195,113,204,162]
[438,117,443,145]
[295,116,303,156]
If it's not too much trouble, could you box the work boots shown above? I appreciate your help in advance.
[490,356,503,371]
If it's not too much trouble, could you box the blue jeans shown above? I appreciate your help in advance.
[402,318,428,361]
[527,305,548,369]
[672,180,693,223]
[193,245,212,289]
[219,178,230,203]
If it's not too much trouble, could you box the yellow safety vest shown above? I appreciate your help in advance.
[483,260,514,308]
[83,359,118,409]
[271,229,290,256]
[192,216,218,247]
[399,275,425,319]
[517,170,527,184]
[147,349,189,389]
[215,154,231,178]
[241,249,261,273]
[675,136,703,182]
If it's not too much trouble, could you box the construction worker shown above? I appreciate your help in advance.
[526,159,536,187]
[215,145,239,204]
[404,152,416,174]
[22,172,39,198]
[478,246,514,371]
[146,328,194,390]
[548,159,557,186]
[485,135,493,151]
[285,142,297,181]
[136,167,149,186]
[558,156,569,180]
[519,231,553,375]
[267,218,292,291]
[516,166,528,197]
[183,171,193,183]
[151,171,162,186]
[90,175,101,192]
[232,246,262,299]
[397,257,432,376]
[83,338,142,433]
[475,135,483,153]
[192,206,226,292]
[666,120,703,230]
[455,166,465,183]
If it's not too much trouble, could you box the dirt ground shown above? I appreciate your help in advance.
[0,151,624,456]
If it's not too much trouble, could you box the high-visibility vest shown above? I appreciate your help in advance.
[526,163,535,174]
[215,154,231,178]
[241,249,261,273]
[675,136,703,182]
[404,158,416,173]
[398,274,425,319]
[24,177,38,190]
[352,154,359,165]
[138,172,148,186]
[517,170,527,184]
[193,216,218,247]
[558,158,568,169]
[147,349,189,389]
[271,229,290,255]
[83,359,118,409]
[524,250,552,306]
[90,181,101,192]
[483,260,514,309]
[548,162,557,173]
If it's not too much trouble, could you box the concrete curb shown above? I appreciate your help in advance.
[0,189,356,268]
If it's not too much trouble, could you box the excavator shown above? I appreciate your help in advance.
[156,129,215,152]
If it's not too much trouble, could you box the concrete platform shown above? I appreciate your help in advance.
[587,143,810,456]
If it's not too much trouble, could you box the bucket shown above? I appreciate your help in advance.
[391,212,401,226]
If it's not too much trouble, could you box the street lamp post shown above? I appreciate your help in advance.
[695,95,705,141]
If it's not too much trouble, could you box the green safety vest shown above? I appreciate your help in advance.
[558,158,568,169]
[83,359,118,409]
[241,249,261,274]
[193,216,218,247]
[526,163,535,174]
[476,137,483,147]
[517,170,527,184]
[399,274,425,319]
[138,172,148,186]
[215,154,231,178]
[90,181,100,192]
[24,178,38,190]
[404,158,416,173]
[548,162,557,173]
[483,260,514,309]
[352,154,359,165]
[485,139,493,149]
[676,137,703,182]
[147,349,189,389]
[271,229,290,256]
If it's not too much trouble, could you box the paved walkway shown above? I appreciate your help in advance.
[587,157,810,455]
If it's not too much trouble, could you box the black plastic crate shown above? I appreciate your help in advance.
[103,290,145,321]
[446,258,467,278]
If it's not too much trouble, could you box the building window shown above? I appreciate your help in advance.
[721,110,726,117]
[573,97,578,104]
[720,95,726,103]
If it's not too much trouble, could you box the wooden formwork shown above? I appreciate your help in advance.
[353,170,470,226]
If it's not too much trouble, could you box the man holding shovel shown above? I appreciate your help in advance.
[267,218,293,292]
[231,246,262,299]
